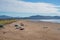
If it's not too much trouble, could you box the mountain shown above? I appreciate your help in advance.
[0,15,21,20]
[0,15,13,19]
[22,15,60,19]
[0,15,60,19]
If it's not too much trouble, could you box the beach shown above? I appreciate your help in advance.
[0,20,60,40]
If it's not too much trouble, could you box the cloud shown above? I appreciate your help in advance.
[0,0,60,16]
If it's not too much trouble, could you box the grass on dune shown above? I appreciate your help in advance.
[0,20,17,25]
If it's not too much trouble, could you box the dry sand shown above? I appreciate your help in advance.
[0,20,60,40]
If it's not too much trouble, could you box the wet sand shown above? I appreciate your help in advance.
[0,20,60,40]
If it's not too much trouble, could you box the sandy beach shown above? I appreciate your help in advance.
[0,20,60,40]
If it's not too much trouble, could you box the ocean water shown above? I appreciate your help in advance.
[40,19,60,23]
[30,19,60,23]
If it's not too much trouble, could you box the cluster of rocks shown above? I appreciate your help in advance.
[15,23,24,30]
[0,23,24,30]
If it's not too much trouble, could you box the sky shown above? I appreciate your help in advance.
[0,0,60,17]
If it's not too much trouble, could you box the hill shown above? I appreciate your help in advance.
[22,15,60,19]
[0,15,60,19]
[0,15,12,19]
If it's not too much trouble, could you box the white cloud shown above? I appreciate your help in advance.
[0,0,60,16]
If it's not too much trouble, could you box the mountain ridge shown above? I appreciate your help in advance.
[0,15,60,19]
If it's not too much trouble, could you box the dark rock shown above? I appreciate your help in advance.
[20,28,24,30]
[43,27,48,29]
[15,25,18,27]
[0,24,4,28]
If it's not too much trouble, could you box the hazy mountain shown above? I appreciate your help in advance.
[0,15,13,19]
[22,15,60,19]
[0,15,60,19]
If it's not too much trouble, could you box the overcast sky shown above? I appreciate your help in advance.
[0,0,60,17]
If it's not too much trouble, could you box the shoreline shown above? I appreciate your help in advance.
[20,19,60,24]
[22,20,60,24]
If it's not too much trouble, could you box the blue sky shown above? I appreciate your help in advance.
[22,0,60,5]
[0,0,60,17]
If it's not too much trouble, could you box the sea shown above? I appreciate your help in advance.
[30,19,60,23]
